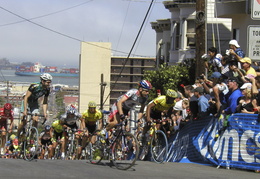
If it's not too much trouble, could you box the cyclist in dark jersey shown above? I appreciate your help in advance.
[38,125,53,159]
[106,80,152,131]
[17,73,52,138]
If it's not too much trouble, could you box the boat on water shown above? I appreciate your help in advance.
[15,62,79,78]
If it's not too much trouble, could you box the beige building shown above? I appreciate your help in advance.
[79,42,156,113]
[79,42,111,113]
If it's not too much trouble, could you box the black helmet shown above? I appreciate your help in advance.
[45,125,51,131]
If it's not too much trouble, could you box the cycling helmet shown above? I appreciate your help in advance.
[4,103,12,110]
[45,125,51,131]
[40,73,53,81]
[10,134,17,141]
[66,104,77,114]
[88,101,97,108]
[139,80,152,89]
[166,89,178,98]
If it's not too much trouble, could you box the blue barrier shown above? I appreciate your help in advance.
[166,114,260,171]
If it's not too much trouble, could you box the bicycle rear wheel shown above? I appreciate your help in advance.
[54,144,61,160]
[23,127,39,161]
[150,130,168,164]
[111,132,139,170]
[89,130,106,164]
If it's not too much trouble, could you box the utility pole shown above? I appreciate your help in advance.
[100,74,107,111]
[195,0,206,77]
[6,81,9,103]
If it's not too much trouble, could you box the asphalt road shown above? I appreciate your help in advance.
[0,159,259,179]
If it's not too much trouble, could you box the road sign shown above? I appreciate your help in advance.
[247,26,260,60]
[252,0,260,20]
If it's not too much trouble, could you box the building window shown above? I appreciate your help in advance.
[232,29,239,42]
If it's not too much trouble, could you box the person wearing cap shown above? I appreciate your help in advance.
[204,47,223,73]
[228,39,245,61]
[240,57,257,77]
[228,39,245,69]
[236,83,254,113]
[193,87,210,119]
[222,77,243,115]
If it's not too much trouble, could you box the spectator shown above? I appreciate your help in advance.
[236,83,254,113]
[184,85,198,120]
[193,87,209,119]
[228,39,245,69]
[201,72,229,115]
[240,57,257,77]
[222,77,243,115]
[204,47,223,73]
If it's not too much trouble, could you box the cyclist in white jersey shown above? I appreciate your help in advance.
[106,80,152,131]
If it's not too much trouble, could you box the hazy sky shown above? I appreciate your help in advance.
[0,0,169,68]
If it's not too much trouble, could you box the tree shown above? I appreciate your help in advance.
[144,59,194,100]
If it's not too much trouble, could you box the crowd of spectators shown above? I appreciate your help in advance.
[165,39,260,135]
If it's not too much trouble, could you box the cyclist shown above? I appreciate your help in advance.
[6,134,20,159]
[145,89,178,135]
[80,101,102,158]
[17,73,52,138]
[38,125,53,159]
[59,104,81,159]
[106,80,152,131]
[0,103,14,155]
[51,119,65,159]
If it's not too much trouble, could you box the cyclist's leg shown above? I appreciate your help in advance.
[17,116,27,139]
[60,132,66,159]
[48,143,53,159]
[0,124,6,153]
[105,104,119,131]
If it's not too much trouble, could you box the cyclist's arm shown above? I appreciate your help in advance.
[9,117,14,132]
[137,104,145,120]
[42,96,48,118]
[117,95,128,116]
[23,90,32,115]
[80,118,86,130]
[146,102,155,122]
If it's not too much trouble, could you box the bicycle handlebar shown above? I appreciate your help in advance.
[23,113,47,125]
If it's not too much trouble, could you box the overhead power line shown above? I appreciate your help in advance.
[0,0,94,27]
[0,5,151,57]
[102,0,155,106]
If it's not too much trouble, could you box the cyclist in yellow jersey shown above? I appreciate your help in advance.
[79,101,102,157]
[51,119,66,159]
[145,89,178,131]
[81,101,103,135]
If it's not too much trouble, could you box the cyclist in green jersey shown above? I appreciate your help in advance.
[17,73,52,138]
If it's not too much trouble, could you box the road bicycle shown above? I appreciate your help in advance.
[65,128,81,160]
[139,119,168,164]
[88,117,140,170]
[19,113,46,161]
[53,138,62,160]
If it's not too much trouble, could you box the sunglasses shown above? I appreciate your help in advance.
[142,88,149,92]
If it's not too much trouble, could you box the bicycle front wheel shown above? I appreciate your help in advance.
[23,127,39,161]
[150,130,168,164]
[111,132,139,170]
[89,130,106,164]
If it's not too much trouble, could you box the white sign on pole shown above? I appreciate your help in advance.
[248,26,260,60]
[252,0,260,20]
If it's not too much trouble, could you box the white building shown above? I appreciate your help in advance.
[151,0,232,65]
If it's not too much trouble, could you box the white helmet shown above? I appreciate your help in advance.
[40,73,53,81]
